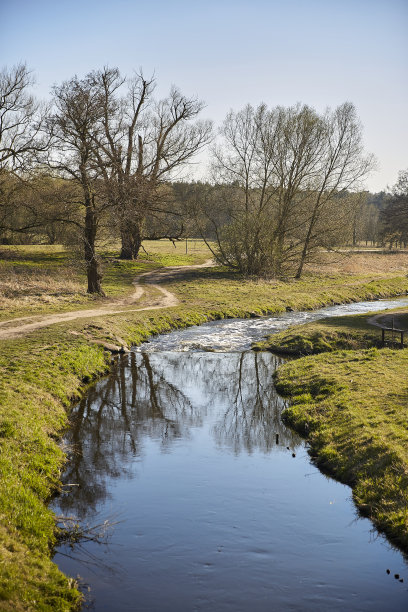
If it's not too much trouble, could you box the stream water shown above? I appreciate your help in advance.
[52,297,408,611]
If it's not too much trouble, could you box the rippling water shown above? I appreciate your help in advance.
[52,297,408,611]
[138,297,408,352]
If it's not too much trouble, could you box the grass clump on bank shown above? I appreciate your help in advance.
[274,346,408,551]
[254,312,384,354]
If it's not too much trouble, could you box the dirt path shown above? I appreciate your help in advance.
[367,311,408,330]
[0,260,213,340]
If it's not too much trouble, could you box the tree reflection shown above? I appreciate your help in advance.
[57,352,198,517]
[55,350,300,518]
[211,352,299,454]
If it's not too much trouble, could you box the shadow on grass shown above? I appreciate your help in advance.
[143,265,239,285]
[0,247,70,267]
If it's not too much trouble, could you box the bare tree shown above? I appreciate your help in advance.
[0,64,50,236]
[0,64,49,169]
[89,67,212,259]
[49,75,108,294]
[294,103,375,277]
[201,103,326,275]
[199,101,374,277]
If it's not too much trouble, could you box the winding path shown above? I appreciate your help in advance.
[0,260,213,340]
[367,310,408,330]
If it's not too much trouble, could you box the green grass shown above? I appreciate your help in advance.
[0,243,408,609]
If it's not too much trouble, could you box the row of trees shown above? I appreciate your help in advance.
[380,170,408,249]
[1,63,405,292]
[0,173,390,250]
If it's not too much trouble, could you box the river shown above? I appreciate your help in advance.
[52,297,408,611]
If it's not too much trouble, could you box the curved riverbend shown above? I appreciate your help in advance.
[52,297,408,611]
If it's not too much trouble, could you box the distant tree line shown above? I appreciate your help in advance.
[1,63,406,292]
[379,170,408,249]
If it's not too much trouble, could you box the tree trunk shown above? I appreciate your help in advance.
[295,210,317,279]
[352,225,357,247]
[119,217,143,260]
[85,202,104,295]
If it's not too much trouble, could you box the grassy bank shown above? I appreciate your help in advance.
[0,245,407,609]
[169,268,408,315]
[261,307,408,551]
[254,309,408,355]
[274,346,408,552]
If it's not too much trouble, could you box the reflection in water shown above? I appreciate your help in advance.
[53,349,408,612]
[59,352,298,518]
[212,352,295,453]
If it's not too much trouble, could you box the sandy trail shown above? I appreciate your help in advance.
[0,259,213,340]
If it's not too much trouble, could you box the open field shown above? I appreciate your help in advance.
[0,240,211,321]
[306,249,408,275]
[1,245,407,322]
[0,243,407,609]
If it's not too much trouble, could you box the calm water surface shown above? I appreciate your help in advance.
[52,298,408,611]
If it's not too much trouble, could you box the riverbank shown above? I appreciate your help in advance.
[262,311,408,552]
[254,309,408,354]
[1,246,408,609]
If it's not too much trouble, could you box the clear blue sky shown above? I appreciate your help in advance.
[1,0,407,191]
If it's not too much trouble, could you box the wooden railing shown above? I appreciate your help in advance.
[379,320,406,348]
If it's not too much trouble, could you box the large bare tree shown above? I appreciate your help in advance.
[197,102,374,277]
[89,67,212,259]
[197,103,325,275]
[49,74,108,294]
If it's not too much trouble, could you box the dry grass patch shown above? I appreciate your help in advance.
[306,250,408,275]
[0,268,87,308]
[0,246,89,317]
